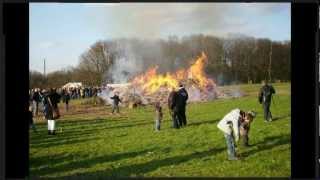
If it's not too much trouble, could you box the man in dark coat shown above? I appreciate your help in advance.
[258,81,276,122]
[175,84,189,127]
[168,88,180,129]
[110,92,121,114]
[49,88,61,119]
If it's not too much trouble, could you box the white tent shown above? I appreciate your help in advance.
[62,82,83,89]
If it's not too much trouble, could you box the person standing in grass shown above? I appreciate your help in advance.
[62,89,70,112]
[217,108,246,161]
[32,88,41,116]
[110,92,121,114]
[168,88,179,129]
[176,83,188,127]
[28,103,37,133]
[259,81,276,122]
[49,88,61,119]
[40,89,55,135]
[154,102,163,131]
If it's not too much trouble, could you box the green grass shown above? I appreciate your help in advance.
[30,83,291,178]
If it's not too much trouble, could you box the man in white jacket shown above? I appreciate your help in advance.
[217,108,246,160]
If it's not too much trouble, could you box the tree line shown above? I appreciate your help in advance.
[30,34,290,89]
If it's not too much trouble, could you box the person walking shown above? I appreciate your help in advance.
[259,81,276,122]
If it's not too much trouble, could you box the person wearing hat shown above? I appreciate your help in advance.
[239,111,256,147]
[176,83,188,127]
[217,108,251,160]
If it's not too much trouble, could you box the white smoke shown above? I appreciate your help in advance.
[187,86,201,102]
[97,87,114,105]
[108,40,144,83]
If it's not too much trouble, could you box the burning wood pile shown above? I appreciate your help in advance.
[99,52,241,107]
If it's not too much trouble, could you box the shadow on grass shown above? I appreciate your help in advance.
[31,118,149,145]
[188,119,220,127]
[59,147,225,178]
[30,152,78,168]
[240,134,290,158]
[271,114,291,121]
[30,127,105,145]
[31,148,158,177]
[31,136,100,149]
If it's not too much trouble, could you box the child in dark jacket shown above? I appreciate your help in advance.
[110,92,121,114]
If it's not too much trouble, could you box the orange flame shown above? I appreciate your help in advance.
[131,52,215,94]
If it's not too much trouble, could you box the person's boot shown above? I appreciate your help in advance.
[48,130,51,135]
[52,130,56,135]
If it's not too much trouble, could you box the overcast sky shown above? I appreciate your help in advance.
[30,3,290,73]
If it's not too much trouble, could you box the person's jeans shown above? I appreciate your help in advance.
[33,101,39,116]
[240,126,250,146]
[172,110,180,128]
[224,133,236,159]
[155,119,160,131]
[180,108,187,126]
[174,107,187,127]
[263,102,272,121]
[65,103,69,112]
[112,104,120,113]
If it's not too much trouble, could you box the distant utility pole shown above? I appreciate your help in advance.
[43,58,46,87]
[43,58,46,77]
[268,41,272,82]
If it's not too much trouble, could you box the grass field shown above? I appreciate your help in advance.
[29,83,291,178]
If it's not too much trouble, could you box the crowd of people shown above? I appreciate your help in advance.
[29,87,102,113]
[28,86,102,135]
[29,81,276,160]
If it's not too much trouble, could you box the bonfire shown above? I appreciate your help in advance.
[99,52,236,107]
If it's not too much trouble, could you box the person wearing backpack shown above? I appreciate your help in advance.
[258,81,276,122]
